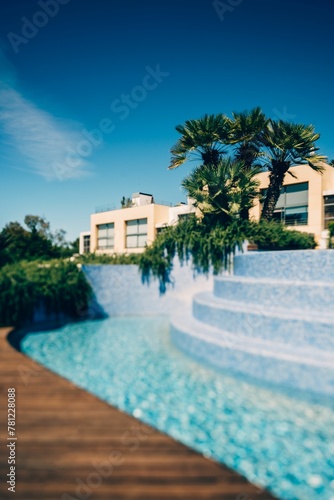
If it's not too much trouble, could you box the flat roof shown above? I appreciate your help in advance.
[132,192,153,197]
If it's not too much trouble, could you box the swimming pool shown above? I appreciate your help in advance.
[21,316,334,500]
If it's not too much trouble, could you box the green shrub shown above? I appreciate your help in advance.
[328,221,334,249]
[0,260,92,327]
[77,253,141,265]
[329,221,334,238]
[247,221,316,250]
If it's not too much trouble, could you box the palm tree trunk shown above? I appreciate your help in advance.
[261,166,287,221]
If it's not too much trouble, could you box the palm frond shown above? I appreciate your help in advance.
[169,114,231,169]
[181,158,260,226]
[261,119,327,172]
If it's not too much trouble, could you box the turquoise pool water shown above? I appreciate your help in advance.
[21,316,334,500]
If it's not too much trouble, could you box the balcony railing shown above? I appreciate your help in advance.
[95,199,173,213]
[95,204,117,213]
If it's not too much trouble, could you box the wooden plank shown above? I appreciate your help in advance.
[0,327,277,499]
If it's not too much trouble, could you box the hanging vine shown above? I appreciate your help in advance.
[139,218,247,293]
[139,218,316,293]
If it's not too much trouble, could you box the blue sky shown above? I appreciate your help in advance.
[0,0,333,241]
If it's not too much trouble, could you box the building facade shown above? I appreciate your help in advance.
[80,164,334,254]
[79,193,197,255]
[250,163,334,247]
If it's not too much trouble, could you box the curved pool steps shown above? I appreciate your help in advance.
[171,250,334,398]
[170,311,334,397]
[193,291,334,351]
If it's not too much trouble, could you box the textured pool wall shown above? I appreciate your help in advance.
[82,259,214,318]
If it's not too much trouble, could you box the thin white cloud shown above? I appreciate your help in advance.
[0,82,92,181]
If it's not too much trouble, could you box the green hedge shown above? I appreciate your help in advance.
[77,253,141,265]
[248,221,317,250]
[0,260,92,327]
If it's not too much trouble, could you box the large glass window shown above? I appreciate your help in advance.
[97,223,114,249]
[324,195,334,229]
[126,218,147,248]
[261,182,308,226]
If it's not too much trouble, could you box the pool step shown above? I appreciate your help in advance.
[233,250,334,281]
[170,311,334,397]
[214,275,334,312]
[193,292,334,351]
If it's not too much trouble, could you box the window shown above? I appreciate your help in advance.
[324,195,334,229]
[156,226,168,235]
[261,182,308,226]
[126,218,148,248]
[284,206,308,226]
[272,208,283,222]
[83,235,90,253]
[97,223,114,249]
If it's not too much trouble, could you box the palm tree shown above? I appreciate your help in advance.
[181,158,260,227]
[168,114,231,170]
[261,120,327,221]
[229,107,268,170]
[228,107,267,219]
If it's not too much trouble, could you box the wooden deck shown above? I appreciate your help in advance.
[0,327,276,500]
